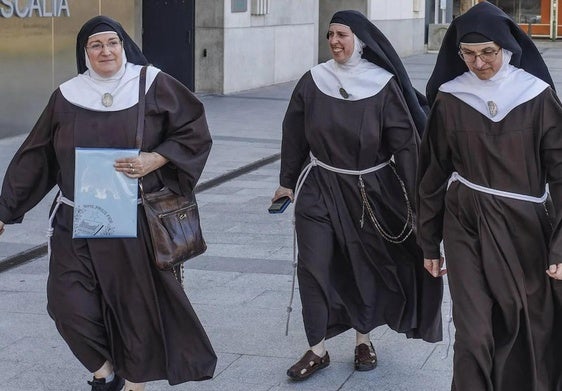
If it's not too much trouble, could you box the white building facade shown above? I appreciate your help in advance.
[196,0,427,93]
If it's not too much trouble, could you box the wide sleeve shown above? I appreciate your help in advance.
[279,74,310,190]
[416,95,453,259]
[0,92,58,224]
[540,89,562,265]
[149,72,212,193]
[381,79,421,204]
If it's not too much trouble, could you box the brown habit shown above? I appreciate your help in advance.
[0,72,217,384]
[281,72,443,346]
[417,90,562,390]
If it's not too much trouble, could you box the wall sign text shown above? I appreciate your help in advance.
[1,0,70,18]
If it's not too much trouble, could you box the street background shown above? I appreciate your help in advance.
[1,40,562,390]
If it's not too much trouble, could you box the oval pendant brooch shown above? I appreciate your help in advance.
[102,92,114,107]
[339,87,349,99]
[487,101,498,117]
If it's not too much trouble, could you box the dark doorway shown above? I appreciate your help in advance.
[142,0,195,90]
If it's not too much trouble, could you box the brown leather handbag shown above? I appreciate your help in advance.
[140,185,207,270]
[136,66,207,270]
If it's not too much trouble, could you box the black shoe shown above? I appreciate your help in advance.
[354,342,377,371]
[287,350,330,380]
[88,374,125,391]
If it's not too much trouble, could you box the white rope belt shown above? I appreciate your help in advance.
[47,192,74,259]
[448,172,548,203]
[285,152,391,336]
[294,152,390,202]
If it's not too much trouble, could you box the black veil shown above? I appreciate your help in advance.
[330,10,429,136]
[76,15,148,74]
[425,1,554,106]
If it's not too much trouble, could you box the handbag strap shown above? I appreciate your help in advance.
[135,66,175,197]
[136,65,148,150]
[136,66,148,195]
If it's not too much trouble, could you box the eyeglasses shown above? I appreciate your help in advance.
[458,48,500,63]
[85,40,122,53]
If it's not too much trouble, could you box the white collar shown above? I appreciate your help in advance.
[311,35,392,101]
[59,63,160,111]
[439,49,548,121]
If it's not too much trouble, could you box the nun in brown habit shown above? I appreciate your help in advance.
[272,10,443,381]
[418,2,562,390]
[0,16,216,391]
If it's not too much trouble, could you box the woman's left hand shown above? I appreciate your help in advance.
[114,151,169,178]
[546,263,562,280]
[424,257,447,278]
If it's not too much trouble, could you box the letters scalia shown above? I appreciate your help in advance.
[1,0,70,18]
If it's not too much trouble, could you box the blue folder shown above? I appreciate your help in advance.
[73,148,139,238]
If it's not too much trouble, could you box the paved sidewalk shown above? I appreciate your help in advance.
[2,39,562,390]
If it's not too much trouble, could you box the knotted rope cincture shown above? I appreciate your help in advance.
[47,192,74,260]
[447,172,548,203]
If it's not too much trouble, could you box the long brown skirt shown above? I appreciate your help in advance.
[46,204,216,385]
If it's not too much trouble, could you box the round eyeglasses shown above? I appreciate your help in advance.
[85,40,122,54]
[458,49,500,63]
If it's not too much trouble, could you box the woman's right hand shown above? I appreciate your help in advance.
[114,151,168,179]
[0,220,5,236]
[272,186,294,202]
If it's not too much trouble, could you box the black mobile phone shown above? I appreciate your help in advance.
[268,196,291,214]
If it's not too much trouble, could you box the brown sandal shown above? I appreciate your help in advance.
[354,342,377,371]
[287,350,330,380]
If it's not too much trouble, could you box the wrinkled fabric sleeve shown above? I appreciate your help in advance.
[150,73,212,194]
[540,88,562,265]
[279,74,310,190]
[416,94,453,259]
[0,92,58,224]
[381,79,421,204]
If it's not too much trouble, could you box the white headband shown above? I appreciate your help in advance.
[88,31,118,39]
[459,41,495,46]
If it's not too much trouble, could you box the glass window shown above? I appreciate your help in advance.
[488,0,541,23]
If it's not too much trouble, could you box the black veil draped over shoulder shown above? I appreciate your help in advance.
[330,10,429,136]
[76,15,148,73]
[425,1,554,106]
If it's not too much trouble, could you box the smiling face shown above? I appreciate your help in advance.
[459,42,503,80]
[85,32,123,77]
[327,23,355,64]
